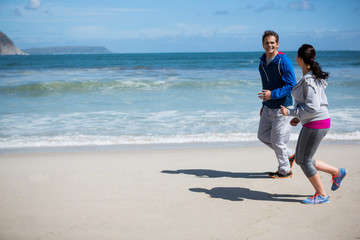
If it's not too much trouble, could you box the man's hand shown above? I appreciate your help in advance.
[258,90,271,101]
[260,106,264,116]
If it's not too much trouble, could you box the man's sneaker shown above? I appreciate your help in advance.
[301,193,329,204]
[289,154,295,170]
[331,168,347,191]
[268,171,293,179]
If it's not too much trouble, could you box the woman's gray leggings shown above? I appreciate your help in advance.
[295,127,329,178]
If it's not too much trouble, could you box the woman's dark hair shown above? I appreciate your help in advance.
[297,44,329,80]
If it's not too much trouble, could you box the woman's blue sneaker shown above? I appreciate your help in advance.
[331,168,347,191]
[301,193,329,204]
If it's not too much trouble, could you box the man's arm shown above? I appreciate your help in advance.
[271,56,296,99]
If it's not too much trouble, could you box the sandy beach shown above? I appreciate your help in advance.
[0,145,359,240]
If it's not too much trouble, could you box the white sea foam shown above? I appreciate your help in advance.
[1,52,359,153]
[1,131,360,151]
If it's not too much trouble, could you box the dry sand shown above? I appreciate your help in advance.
[0,145,359,240]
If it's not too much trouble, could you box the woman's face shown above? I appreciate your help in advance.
[296,55,302,67]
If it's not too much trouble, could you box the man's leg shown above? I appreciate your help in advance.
[257,106,274,150]
[270,109,293,175]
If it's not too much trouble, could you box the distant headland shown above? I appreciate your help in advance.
[23,46,113,55]
[0,31,113,55]
[0,31,28,55]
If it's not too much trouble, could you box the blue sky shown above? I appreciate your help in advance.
[1,0,359,53]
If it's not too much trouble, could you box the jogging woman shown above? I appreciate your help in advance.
[280,44,347,204]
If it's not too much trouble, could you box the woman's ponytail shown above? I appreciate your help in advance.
[298,44,329,80]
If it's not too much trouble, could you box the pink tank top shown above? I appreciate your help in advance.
[303,118,331,129]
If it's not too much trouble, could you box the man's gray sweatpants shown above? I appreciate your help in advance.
[257,106,294,175]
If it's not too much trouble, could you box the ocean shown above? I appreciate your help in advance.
[1,51,360,153]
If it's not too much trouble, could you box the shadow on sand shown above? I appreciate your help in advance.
[161,169,269,179]
[189,187,308,202]
[162,169,308,202]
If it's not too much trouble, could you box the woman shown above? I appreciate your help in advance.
[280,44,346,204]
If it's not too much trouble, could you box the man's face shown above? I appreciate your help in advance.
[262,36,279,56]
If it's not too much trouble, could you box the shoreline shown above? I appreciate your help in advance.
[1,139,359,154]
[1,144,359,239]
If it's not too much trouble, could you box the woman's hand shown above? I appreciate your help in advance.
[281,106,299,126]
[280,105,288,116]
[290,118,300,127]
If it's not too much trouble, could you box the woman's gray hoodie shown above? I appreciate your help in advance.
[288,71,330,125]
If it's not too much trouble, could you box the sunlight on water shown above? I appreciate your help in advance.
[1,52,359,152]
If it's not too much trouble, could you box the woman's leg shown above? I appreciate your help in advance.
[310,159,340,196]
[295,127,329,196]
[308,173,326,196]
[315,159,339,176]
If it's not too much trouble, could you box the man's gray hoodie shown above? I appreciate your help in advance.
[288,71,330,125]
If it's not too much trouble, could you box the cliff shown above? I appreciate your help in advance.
[0,31,28,55]
[0,31,113,55]
[23,46,113,55]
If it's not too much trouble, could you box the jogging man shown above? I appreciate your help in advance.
[257,30,296,178]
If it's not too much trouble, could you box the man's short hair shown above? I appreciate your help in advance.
[262,30,279,43]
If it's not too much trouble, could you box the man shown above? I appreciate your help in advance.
[257,30,296,179]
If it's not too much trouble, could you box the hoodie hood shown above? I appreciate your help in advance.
[260,51,285,64]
